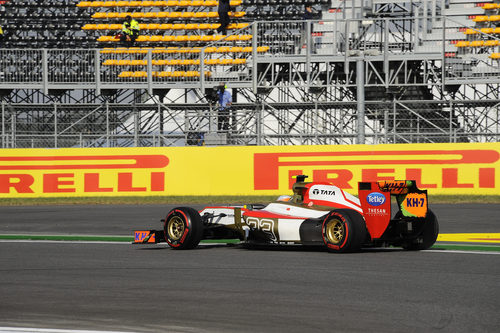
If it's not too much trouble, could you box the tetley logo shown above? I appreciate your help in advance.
[367,192,386,206]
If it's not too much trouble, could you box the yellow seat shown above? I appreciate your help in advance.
[494,27,500,34]
[117,59,131,65]
[162,35,175,41]
[483,3,497,10]
[97,24,109,30]
[82,24,98,30]
[191,0,203,6]
[179,59,195,65]
[490,15,500,22]
[172,71,184,78]
[166,0,178,5]
[473,15,488,22]
[204,46,216,53]
[239,34,252,41]
[157,11,169,18]
[229,0,241,5]
[169,12,181,18]
[97,36,114,42]
[198,23,210,29]
[455,41,469,47]
[185,23,197,30]
[119,71,134,78]
[144,12,157,18]
[152,59,166,65]
[484,40,499,47]
[141,0,155,6]
[184,71,197,78]
[226,35,239,41]
[129,1,142,5]
[102,59,119,65]
[209,23,219,29]
[480,28,493,34]
[77,1,92,7]
[216,46,230,52]
[149,35,163,42]
[203,0,217,6]
[172,23,185,30]
[490,52,500,59]
[154,1,168,5]
[200,35,213,42]
[207,12,218,18]
[231,11,246,18]
[174,35,188,42]
[117,12,129,18]
[229,46,243,52]
[103,1,117,7]
[92,12,107,18]
[147,23,160,30]
[233,58,246,65]
[180,12,194,18]
[133,71,148,78]
[219,59,234,65]
[205,59,219,65]
[469,40,484,47]
[131,12,144,18]
[193,12,207,18]
[136,35,149,42]
[109,24,122,29]
[130,59,147,66]
[168,59,182,65]
[89,1,105,7]
[187,35,201,41]
[116,1,129,6]
[178,0,190,6]
[157,71,172,78]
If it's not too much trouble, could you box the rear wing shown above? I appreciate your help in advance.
[358,180,428,239]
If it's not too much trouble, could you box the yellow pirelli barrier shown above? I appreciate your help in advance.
[0,142,499,197]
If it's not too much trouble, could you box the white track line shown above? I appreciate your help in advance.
[425,249,500,255]
[0,328,139,333]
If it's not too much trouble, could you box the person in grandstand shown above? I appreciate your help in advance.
[303,4,315,20]
[120,15,140,46]
[217,82,232,132]
[215,0,231,35]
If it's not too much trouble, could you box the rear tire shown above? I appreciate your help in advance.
[322,209,367,253]
[164,207,203,250]
[402,210,439,250]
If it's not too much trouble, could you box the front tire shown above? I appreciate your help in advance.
[322,209,367,253]
[164,207,203,250]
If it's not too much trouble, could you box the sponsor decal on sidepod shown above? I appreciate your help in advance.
[367,192,386,206]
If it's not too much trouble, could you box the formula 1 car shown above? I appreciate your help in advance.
[133,176,439,253]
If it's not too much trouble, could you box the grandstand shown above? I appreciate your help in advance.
[0,0,499,147]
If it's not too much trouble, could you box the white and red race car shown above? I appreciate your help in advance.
[134,175,439,253]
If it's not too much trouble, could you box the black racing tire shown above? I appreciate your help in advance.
[164,207,204,250]
[402,209,439,251]
[321,209,367,253]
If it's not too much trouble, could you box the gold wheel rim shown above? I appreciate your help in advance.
[167,216,185,241]
[325,219,344,244]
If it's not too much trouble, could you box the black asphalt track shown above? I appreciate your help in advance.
[0,204,499,332]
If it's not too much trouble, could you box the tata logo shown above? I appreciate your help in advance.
[312,188,335,196]
[367,192,386,206]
